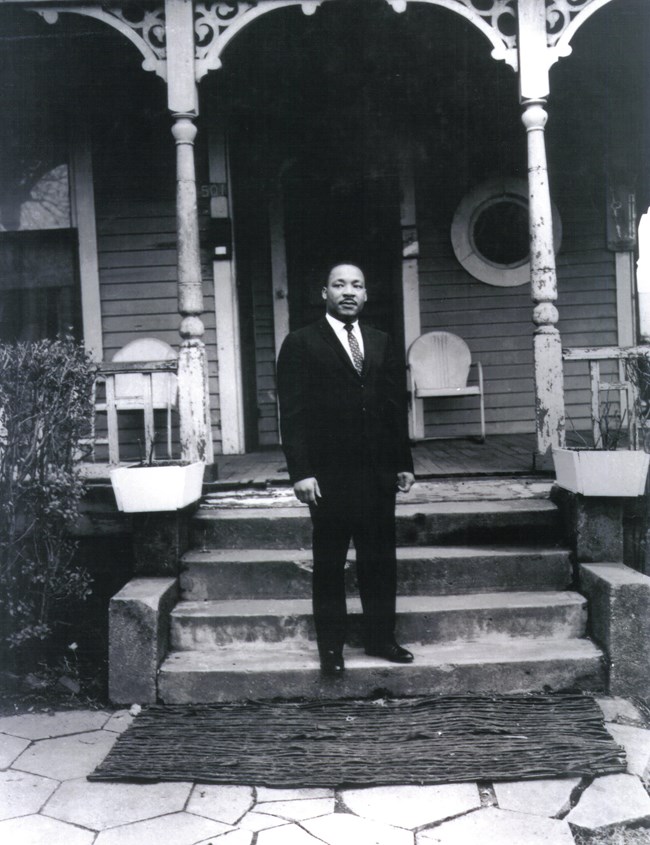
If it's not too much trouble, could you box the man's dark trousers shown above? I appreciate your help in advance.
[310,470,397,654]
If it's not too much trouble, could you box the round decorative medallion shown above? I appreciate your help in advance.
[451,178,562,287]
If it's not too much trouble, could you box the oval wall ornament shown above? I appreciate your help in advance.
[451,178,562,287]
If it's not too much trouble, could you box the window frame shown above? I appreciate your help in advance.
[451,177,562,287]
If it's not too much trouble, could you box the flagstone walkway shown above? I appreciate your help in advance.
[1,698,650,844]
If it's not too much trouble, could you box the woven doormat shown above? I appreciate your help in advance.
[89,693,626,787]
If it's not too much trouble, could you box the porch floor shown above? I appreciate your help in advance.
[215,433,541,487]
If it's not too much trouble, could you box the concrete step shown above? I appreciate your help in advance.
[180,545,572,601]
[170,591,587,650]
[158,638,606,703]
[191,499,563,550]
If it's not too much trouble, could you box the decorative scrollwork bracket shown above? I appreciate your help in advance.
[384,0,518,70]
[30,3,168,79]
[546,0,616,65]
[194,0,325,79]
[28,0,616,84]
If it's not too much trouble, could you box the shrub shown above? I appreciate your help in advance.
[0,337,96,668]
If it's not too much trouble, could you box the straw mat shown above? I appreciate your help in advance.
[89,693,626,787]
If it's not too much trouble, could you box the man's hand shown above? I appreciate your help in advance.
[397,471,415,493]
[294,477,322,505]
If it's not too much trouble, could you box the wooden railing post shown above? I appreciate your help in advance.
[105,374,119,464]
[563,345,650,451]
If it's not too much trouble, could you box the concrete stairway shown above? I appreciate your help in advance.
[158,482,606,703]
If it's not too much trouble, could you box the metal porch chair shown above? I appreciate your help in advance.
[407,331,486,442]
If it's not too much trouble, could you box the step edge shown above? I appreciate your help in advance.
[195,500,559,520]
[181,546,572,563]
[171,591,588,617]
[159,638,604,674]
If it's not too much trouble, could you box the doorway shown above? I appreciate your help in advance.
[224,5,405,448]
[230,128,403,449]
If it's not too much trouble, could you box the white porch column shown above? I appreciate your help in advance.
[518,0,566,460]
[172,114,214,463]
[166,0,213,463]
[522,99,566,457]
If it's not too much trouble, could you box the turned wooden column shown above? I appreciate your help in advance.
[522,99,566,458]
[517,0,566,461]
[173,113,214,463]
[165,0,213,464]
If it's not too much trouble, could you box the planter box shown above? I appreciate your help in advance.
[552,448,650,497]
[110,462,205,513]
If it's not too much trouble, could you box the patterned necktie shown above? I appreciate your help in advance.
[344,322,364,374]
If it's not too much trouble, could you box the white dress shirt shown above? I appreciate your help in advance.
[326,313,365,366]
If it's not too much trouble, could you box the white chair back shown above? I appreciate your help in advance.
[408,331,472,389]
[112,338,178,409]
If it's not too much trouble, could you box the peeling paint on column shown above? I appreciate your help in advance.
[523,98,566,456]
[171,110,213,465]
[178,343,213,464]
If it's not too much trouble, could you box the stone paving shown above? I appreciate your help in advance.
[1,698,650,844]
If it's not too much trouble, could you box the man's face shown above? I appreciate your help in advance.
[322,265,367,321]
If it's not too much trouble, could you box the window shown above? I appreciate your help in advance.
[0,228,80,341]
[0,102,81,341]
[451,178,562,287]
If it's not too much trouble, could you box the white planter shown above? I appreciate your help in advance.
[110,462,205,512]
[552,448,650,497]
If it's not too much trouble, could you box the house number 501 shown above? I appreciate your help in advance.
[200,183,227,198]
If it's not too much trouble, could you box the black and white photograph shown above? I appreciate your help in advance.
[1,1,650,843]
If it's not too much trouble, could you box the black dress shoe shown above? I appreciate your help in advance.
[319,649,345,677]
[365,642,414,663]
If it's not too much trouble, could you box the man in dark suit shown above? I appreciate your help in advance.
[277,263,415,676]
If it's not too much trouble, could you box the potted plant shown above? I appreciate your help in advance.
[110,439,205,513]
[552,353,650,497]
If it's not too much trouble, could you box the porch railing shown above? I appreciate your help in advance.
[88,360,179,465]
[562,345,650,450]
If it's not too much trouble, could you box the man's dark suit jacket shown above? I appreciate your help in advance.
[277,316,413,494]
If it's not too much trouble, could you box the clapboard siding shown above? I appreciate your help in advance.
[98,215,177,236]
[97,266,180,284]
[98,234,178,253]
[420,288,615,310]
[415,186,617,437]
[102,283,183,303]
[95,198,222,455]
[101,312,216,333]
[97,249,178,270]
[102,300,186,318]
